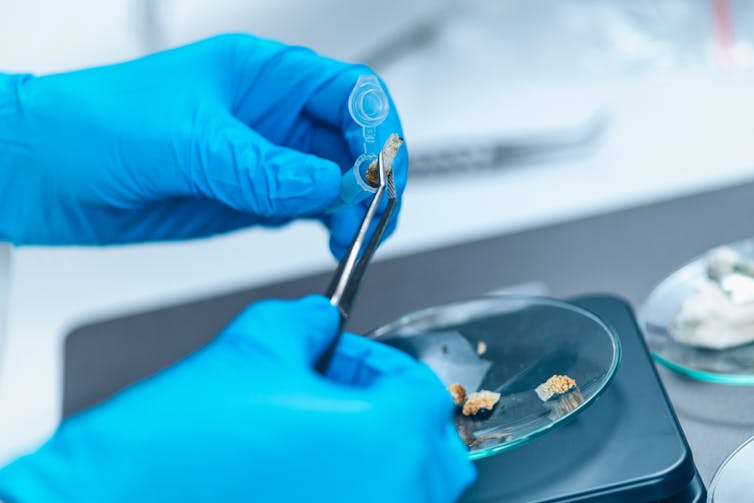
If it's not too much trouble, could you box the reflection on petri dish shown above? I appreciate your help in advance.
[710,435,754,502]
[368,295,621,460]
[641,239,754,384]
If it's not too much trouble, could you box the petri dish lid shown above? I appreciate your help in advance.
[710,435,754,502]
[640,239,754,384]
[368,295,621,460]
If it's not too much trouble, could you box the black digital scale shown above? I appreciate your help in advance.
[65,180,754,501]
[462,295,705,502]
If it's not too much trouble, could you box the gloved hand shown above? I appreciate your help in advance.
[0,34,406,257]
[0,296,475,502]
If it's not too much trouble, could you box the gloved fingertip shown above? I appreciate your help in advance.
[325,332,376,385]
[296,294,340,329]
[297,294,334,306]
[289,295,342,366]
[329,237,347,261]
[217,296,340,367]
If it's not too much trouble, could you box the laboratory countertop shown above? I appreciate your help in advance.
[4,68,754,471]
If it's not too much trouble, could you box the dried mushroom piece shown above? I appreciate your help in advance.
[462,391,501,417]
[365,134,404,187]
[450,383,506,450]
[535,374,577,402]
[448,383,467,408]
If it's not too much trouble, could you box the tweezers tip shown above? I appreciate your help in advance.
[386,172,397,199]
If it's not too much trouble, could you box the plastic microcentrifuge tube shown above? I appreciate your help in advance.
[349,75,390,146]
[330,75,393,211]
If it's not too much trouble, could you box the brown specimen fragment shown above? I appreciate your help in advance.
[452,385,508,450]
[364,164,382,187]
[365,133,404,187]
[535,374,577,402]
[364,168,380,187]
[455,414,510,450]
[448,383,467,407]
[454,415,477,447]
[469,433,510,449]
[462,391,501,417]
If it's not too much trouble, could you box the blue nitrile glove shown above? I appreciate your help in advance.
[0,296,475,503]
[0,34,406,257]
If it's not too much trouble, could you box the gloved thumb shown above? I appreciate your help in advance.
[187,117,341,218]
[217,295,340,368]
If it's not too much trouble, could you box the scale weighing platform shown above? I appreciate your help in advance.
[461,295,704,502]
[65,179,754,501]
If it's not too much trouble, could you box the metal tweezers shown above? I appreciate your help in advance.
[315,153,397,373]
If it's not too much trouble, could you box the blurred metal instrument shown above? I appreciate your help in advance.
[315,153,397,373]
[409,113,610,179]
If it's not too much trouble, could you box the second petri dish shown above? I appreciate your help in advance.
[368,295,621,460]
[710,435,754,502]
[640,239,754,384]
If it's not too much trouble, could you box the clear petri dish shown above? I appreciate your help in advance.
[368,295,621,460]
[710,435,754,502]
[640,240,754,384]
